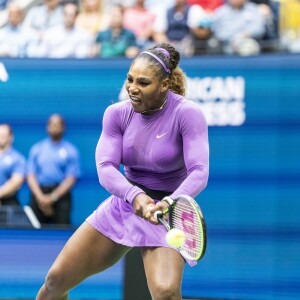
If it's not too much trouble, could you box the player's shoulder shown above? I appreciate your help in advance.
[106,100,131,112]
[104,100,133,120]
[176,94,204,115]
[174,94,207,125]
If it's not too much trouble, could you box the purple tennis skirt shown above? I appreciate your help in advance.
[86,195,196,266]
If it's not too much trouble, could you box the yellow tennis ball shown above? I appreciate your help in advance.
[166,228,186,247]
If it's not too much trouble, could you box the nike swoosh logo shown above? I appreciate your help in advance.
[156,132,168,139]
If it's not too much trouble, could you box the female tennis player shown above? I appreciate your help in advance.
[36,42,209,300]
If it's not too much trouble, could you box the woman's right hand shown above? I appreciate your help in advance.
[132,193,155,220]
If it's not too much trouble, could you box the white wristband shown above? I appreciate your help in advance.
[162,196,174,206]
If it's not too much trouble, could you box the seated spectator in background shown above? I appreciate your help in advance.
[279,0,300,53]
[211,0,266,55]
[123,0,156,50]
[0,0,8,30]
[0,3,28,57]
[103,0,134,13]
[187,0,224,12]
[152,0,210,56]
[0,123,26,206]
[183,1,224,54]
[145,0,175,10]
[250,0,278,42]
[22,0,64,39]
[76,0,108,36]
[92,5,139,58]
[26,2,93,58]
[26,114,80,226]
[0,0,8,10]
[140,0,175,37]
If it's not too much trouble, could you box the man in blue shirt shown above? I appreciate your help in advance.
[0,123,26,205]
[27,114,80,225]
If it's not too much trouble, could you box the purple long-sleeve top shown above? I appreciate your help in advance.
[96,91,209,205]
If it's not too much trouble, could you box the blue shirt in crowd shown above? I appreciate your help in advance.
[0,147,26,185]
[26,138,80,185]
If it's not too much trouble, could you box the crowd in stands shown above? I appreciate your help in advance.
[0,0,299,58]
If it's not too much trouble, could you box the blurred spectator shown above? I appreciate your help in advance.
[0,123,26,206]
[250,0,278,42]
[211,0,266,55]
[187,0,224,12]
[26,114,80,226]
[123,0,156,50]
[76,0,107,36]
[280,0,300,53]
[26,2,93,58]
[22,0,64,38]
[183,1,224,54]
[145,0,174,11]
[0,3,28,57]
[103,0,134,13]
[152,0,210,56]
[92,5,139,58]
[0,0,8,10]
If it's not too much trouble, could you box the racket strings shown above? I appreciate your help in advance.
[170,200,205,260]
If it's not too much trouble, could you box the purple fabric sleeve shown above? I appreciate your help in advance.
[170,102,209,199]
[95,105,145,205]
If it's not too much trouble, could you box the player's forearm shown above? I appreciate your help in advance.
[98,162,144,205]
[50,177,76,202]
[0,175,24,198]
[27,174,44,198]
[169,165,209,200]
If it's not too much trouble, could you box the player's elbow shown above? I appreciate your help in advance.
[202,166,209,188]
[193,165,209,191]
[97,161,118,188]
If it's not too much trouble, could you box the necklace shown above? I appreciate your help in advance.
[141,96,168,115]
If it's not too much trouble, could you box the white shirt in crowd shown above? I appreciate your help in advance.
[27,25,94,58]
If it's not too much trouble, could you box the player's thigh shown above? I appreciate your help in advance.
[141,247,185,293]
[48,221,130,284]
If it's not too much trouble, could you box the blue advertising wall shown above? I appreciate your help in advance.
[0,54,300,299]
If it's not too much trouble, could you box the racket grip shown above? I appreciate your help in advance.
[154,210,163,220]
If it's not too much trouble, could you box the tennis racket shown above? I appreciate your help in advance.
[154,194,207,261]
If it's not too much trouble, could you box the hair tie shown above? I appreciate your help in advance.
[140,51,171,74]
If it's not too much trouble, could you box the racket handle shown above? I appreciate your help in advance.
[154,210,170,230]
[154,210,163,220]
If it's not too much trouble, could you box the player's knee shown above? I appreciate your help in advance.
[44,267,67,293]
[151,282,180,300]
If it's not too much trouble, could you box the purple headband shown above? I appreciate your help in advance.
[140,51,171,74]
[155,47,170,59]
